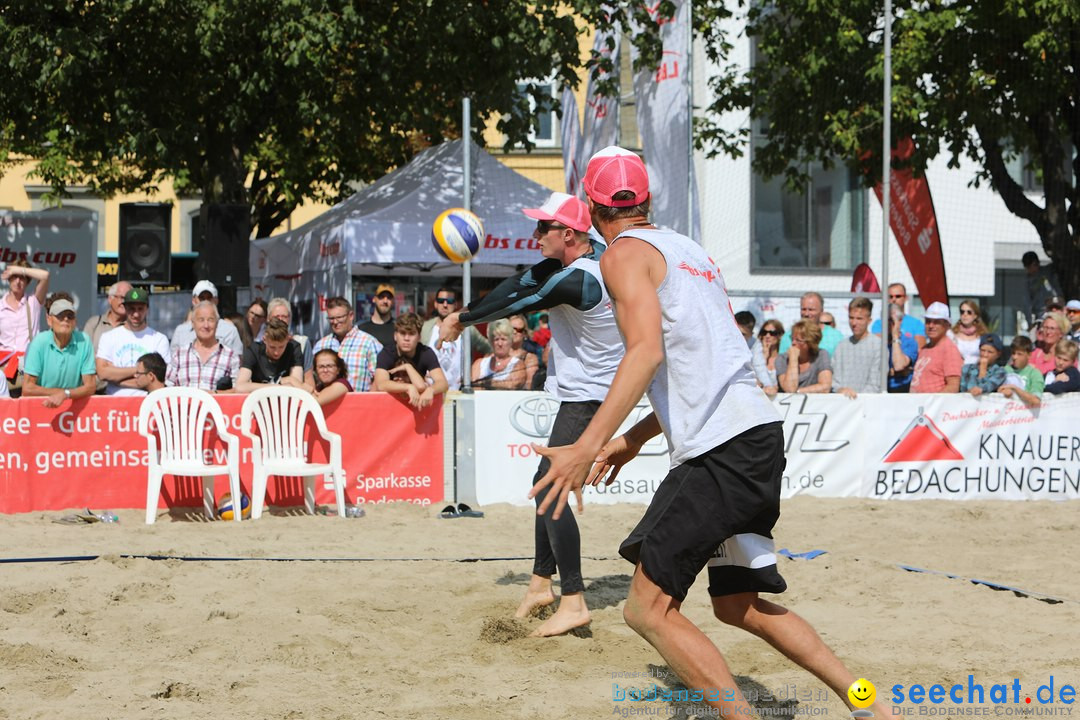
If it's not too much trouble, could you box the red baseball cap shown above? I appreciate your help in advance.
[583,146,650,207]
[522,192,591,233]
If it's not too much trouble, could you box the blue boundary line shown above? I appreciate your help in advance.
[897,564,1076,605]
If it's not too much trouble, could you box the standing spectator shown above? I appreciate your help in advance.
[871,283,926,349]
[960,333,1007,397]
[831,297,881,398]
[950,299,988,366]
[776,320,833,393]
[1044,339,1080,395]
[911,302,963,393]
[313,297,380,391]
[235,318,305,392]
[1030,311,1069,375]
[421,286,490,391]
[472,319,526,389]
[819,311,836,329]
[96,287,171,396]
[246,299,268,344]
[266,298,313,380]
[0,258,50,396]
[736,311,773,393]
[132,352,167,393]
[358,283,396,348]
[1065,300,1080,341]
[999,336,1044,407]
[778,292,844,356]
[373,312,448,408]
[22,293,97,407]
[886,304,918,393]
[1022,251,1061,324]
[756,319,784,396]
[170,281,244,356]
[83,281,131,352]
[311,349,352,407]
[167,301,241,391]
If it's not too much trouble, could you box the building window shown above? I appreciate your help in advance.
[751,152,867,271]
[516,80,558,148]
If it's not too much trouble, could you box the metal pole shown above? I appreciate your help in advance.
[462,97,473,391]
[880,0,892,392]
[687,0,695,241]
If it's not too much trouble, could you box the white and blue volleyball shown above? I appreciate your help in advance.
[217,493,250,521]
[431,208,484,263]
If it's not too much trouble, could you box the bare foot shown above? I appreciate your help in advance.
[515,575,556,619]
[530,593,590,637]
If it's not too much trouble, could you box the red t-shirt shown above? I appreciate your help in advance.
[911,338,964,393]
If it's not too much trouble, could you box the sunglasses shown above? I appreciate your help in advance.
[759,329,782,337]
[537,220,567,234]
[434,297,456,304]
[376,292,394,300]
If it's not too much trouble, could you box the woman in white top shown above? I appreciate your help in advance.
[471,319,525,389]
[951,298,988,366]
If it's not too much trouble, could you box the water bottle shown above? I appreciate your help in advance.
[96,511,118,523]
[345,505,365,518]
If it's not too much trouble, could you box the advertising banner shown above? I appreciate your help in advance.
[0,393,443,514]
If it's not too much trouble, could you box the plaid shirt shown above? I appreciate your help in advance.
[314,326,380,391]
[167,343,240,391]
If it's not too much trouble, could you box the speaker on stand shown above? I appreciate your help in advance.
[196,204,251,315]
[118,203,171,284]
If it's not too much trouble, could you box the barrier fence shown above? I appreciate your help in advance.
[1,391,1078,514]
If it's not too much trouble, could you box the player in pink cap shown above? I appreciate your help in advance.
[532,147,891,717]
[439,190,624,636]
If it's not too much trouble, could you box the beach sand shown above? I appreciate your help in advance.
[1,497,1077,719]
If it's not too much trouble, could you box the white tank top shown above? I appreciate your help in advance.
[612,227,780,466]
[545,255,624,402]
[482,354,521,382]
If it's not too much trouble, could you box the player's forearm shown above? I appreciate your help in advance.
[624,412,662,446]
[575,343,661,455]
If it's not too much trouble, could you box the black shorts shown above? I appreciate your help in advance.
[619,421,788,602]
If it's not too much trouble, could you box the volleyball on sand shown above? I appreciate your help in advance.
[431,208,484,263]
[217,493,251,521]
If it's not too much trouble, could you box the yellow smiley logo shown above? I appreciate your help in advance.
[848,678,876,709]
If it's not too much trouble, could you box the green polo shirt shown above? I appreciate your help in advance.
[24,330,96,389]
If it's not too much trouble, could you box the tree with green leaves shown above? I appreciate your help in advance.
[0,1,582,237]
[684,0,1080,298]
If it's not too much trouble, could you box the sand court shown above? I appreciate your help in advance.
[0,497,1077,719]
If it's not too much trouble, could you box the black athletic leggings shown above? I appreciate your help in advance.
[530,400,600,595]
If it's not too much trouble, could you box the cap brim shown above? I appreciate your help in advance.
[522,208,554,222]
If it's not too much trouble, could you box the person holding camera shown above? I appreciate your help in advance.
[166,301,240,392]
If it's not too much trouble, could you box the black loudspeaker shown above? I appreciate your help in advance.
[118,203,171,284]
[198,204,251,286]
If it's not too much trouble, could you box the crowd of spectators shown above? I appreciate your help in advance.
[4,260,1080,411]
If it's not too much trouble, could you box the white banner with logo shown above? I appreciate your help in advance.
[467,392,1080,506]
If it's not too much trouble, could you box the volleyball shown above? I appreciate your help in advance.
[217,492,250,521]
[431,208,484,263]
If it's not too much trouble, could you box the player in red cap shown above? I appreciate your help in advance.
[531,147,890,717]
[439,191,624,636]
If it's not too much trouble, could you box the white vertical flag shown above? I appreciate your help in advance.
[632,0,699,239]
[562,27,622,199]
[561,86,583,196]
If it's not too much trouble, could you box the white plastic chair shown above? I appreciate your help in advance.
[138,387,242,524]
[239,386,346,519]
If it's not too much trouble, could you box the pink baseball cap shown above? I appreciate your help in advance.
[583,146,649,207]
[522,192,591,233]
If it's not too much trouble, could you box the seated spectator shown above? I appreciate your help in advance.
[886,303,919,393]
[911,302,963,393]
[1066,299,1080,341]
[999,335,1044,408]
[267,298,313,380]
[133,352,167,392]
[950,299,988,366]
[22,293,97,407]
[776,320,833,393]
[170,281,243,356]
[311,348,352,407]
[235,319,305,393]
[472,319,526,390]
[832,297,881,398]
[225,312,251,351]
[313,297,380,392]
[167,301,241,392]
[1044,339,1080,395]
[1,258,50,397]
[96,287,171,396]
[756,319,784,396]
[736,310,773,393]
[373,313,448,408]
[819,311,836,329]
[960,333,1007,397]
[1031,311,1070,374]
[246,299,268,344]
[508,313,542,389]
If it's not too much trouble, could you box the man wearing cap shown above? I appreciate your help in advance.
[959,333,1007,396]
[22,293,97,407]
[420,286,490,391]
[440,190,624,637]
[910,301,963,393]
[95,287,171,396]
[1065,300,1080,341]
[528,147,889,719]
[170,280,244,355]
[358,283,396,349]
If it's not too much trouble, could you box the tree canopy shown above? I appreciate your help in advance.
[0,0,582,237]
